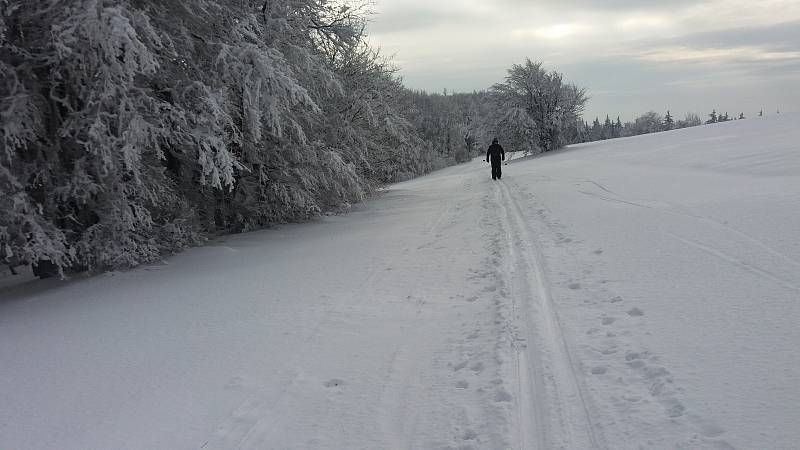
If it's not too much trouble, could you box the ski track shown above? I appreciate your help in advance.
[579,181,800,280]
[492,179,603,449]
[492,180,546,450]
[667,233,800,293]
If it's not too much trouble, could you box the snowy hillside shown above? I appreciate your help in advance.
[1,113,798,449]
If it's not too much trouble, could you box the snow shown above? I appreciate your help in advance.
[2,113,799,449]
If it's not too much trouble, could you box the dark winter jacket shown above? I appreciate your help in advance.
[486,143,505,163]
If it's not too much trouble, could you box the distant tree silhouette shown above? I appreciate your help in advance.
[603,115,612,139]
[591,117,601,141]
[707,109,718,124]
[679,113,702,128]
[664,110,674,130]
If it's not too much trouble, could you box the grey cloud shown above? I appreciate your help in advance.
[368,0,799,120]
[370,7,476,34]
[663,20,800,51]
[497,0,700,11]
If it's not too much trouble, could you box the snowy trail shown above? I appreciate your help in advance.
[493,179,602,450]
[2,114,800,449]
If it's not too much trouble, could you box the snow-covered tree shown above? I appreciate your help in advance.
[664,110,674,130]
[677,113,702,128]
[489,60,587,154]
[1,1,200,274]
[1,0,491,276]
[623,111,663,136]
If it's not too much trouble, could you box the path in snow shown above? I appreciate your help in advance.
[2,113,799,449]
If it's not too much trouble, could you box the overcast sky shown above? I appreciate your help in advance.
[367,0,800,121]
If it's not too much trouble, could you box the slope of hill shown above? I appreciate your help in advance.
[1,114,798,449]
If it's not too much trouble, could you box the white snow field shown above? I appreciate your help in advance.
[2,113,799,450]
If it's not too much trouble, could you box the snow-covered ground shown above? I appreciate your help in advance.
[2,114,798,449]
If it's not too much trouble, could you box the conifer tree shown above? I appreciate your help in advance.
[664,110,674,130]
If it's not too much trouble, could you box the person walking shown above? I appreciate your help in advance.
[486,138,505,180]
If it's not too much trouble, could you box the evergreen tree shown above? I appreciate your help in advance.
[707,109,718,124]
[664,110,674,130]
[591,117,602,141]
[603,115,612,140]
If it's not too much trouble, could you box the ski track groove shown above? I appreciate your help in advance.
[493,180,545,450]
[687,212,800,270]
[493,179,603,449]
[668,232,800,293]
[579,181,800,270]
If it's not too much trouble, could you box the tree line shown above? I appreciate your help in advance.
[1,1,587,276]
[577,107,766,143]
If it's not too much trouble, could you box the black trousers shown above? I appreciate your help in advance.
[491,159,502,179]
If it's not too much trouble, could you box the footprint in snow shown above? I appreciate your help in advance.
[601,317,616,325]
[568,282,581,290]
[494,389,513,402]
[470,362,485,373]
[625,351,646,364]
[324,379,345,388]
[452,361,468,372]
[644,366,670,381]
[590,366,608,375]
[690,415,726,438]
[664,399,685,418]
[623,395,642,403]
[455,380,469,389]
[593,249,604,255]
[225,376,245,389]
[609,296,623,303]
[627,307,644,316]
[597,346,617,355]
